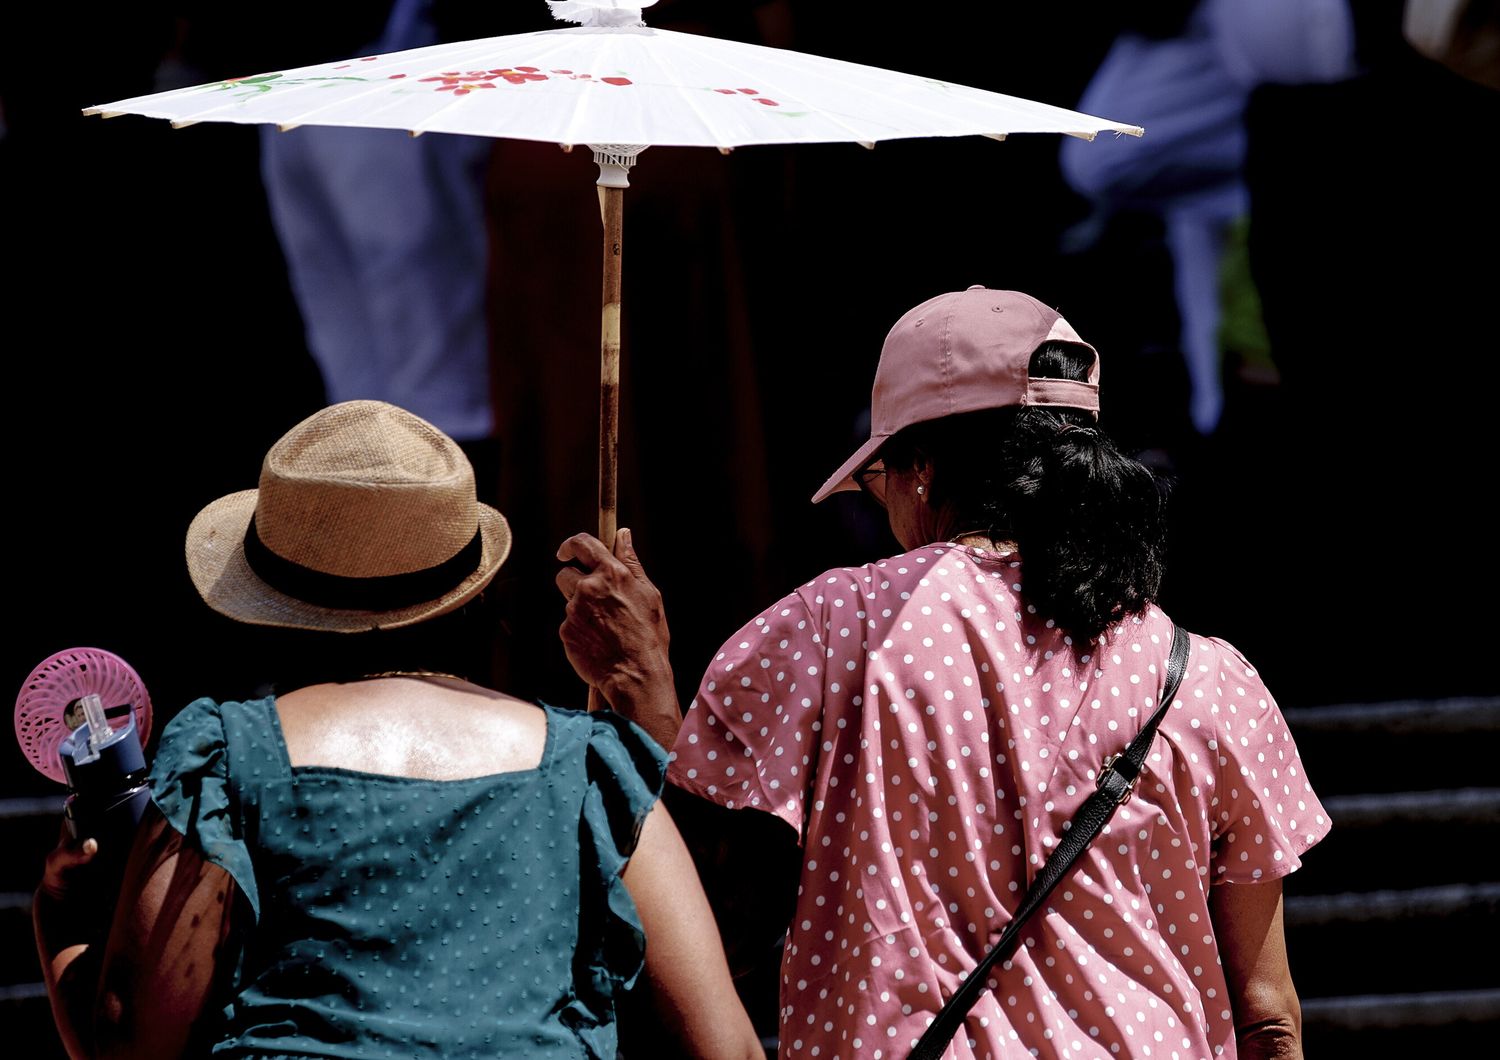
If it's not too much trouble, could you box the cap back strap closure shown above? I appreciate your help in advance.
[1023,377,1099,413]
[243,516,484,611]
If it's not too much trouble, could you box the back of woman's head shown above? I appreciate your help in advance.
[884,341,1168,641]
[209,599,498,700]
[181,400,514,695]
[186,400,512,634]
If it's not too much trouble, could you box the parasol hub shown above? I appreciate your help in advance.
[549,0,657,29]
[590,144,648,188]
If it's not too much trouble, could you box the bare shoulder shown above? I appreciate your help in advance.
[275,677,548,779]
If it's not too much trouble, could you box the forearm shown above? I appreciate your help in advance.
[624,804,765,1060]
[34,890,102,1060]
[662,786,799,978]
[1210,879,1304,1060]
[601,664,683,751]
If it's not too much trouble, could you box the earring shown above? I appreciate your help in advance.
[917,485,926,496]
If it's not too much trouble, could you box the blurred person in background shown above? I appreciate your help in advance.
[1059,0,1361,436]
[256,0,506,494]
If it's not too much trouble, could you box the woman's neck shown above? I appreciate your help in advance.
[939,529,1016,554]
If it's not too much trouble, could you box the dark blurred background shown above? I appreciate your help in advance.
[3,0,1497,1055]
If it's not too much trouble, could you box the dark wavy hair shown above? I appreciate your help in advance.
[879,341,1168,641]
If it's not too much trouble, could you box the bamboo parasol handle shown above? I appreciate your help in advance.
[587,184,625,713]
[597,184,623,552]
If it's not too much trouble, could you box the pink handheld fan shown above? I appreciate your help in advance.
[16,647,155,905]
[16,647,152,785]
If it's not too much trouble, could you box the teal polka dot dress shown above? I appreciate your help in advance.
[148,696,665,1059]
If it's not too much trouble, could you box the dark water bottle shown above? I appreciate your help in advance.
[58,694,151,856]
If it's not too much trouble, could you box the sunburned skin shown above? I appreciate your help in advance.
[275,676,546,780]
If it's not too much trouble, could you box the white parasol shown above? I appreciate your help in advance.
[84,0,1143,702]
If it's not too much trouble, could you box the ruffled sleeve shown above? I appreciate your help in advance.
[147,696,260,920]
[577,709,667,998]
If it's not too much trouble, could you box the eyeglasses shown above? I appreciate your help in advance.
[853,460,887,506]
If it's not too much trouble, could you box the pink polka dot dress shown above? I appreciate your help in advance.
[667,543,1329,1059]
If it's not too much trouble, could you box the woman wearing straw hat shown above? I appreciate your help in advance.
[557,289,1329,1059]
[34,400,763,1059]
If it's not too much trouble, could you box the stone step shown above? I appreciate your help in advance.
[1286,789,1498,896]
[1319,786,1500,826]
[0,894,42,990]
[1284,697,1500,795]
[1303,1018,1498,1057]
[1301,987,1500,1056]
[0,797,66,819]
[0,764,66,804]
[0,797,63,897]
[1303,986,1500,1028]
[1286,892,1496,999]
[1286,881,1500,928]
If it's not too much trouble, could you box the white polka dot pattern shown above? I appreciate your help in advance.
[667,544,1330,1059]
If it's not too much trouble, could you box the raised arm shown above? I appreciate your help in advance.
[1209,878,1303,1059]
[559,529,802,977]
[35,806,237,1060]
[35,828,107,1059]
[556,528,682,748]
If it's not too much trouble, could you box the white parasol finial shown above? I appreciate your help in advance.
[548,0,657,28]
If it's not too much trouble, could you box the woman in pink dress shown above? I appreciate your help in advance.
[557,287,1329,1059]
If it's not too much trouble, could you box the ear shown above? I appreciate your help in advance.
[911,448,935,487]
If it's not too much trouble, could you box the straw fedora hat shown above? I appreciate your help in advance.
[186,400,511,632]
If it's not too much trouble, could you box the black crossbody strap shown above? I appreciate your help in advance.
[908,624,1191,1060]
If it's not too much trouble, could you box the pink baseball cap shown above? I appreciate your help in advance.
[812,287,1100,503]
